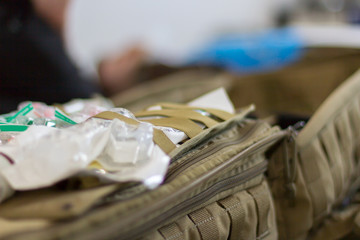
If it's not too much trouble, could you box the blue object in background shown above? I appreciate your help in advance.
[187,28,304,74]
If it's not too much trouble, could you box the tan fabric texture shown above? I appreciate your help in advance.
[0,114,282,240]
[145,180,277,240]
[268,69,360,239]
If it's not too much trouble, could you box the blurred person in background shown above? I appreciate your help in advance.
[10,0,356,114]
[0,0,100,114]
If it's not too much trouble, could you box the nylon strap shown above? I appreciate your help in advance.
[188,208,219,240]
[135,109,219,128]
[143,117,203,138]
[218,196,244,240]
[247,187,270,238]
[153,129,176,154]
[94,111,176,154]
[151,103,234,121]
[158,222,183,240]
[95,111,139,125]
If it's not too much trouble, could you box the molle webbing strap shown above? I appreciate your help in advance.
[188,208,219,240]
[153,129,176,154]
[135,109,219,128]
[142,117,203,138]
[94,111,176,154]
[150,103,234,121]
[247,187,270,238]
[158,222,183,240]
[218,196,244,240]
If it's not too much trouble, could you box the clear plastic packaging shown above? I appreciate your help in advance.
[5,102,77,128]
[63,97,114,122]
[0,132,20,145]
[0,154,14,203]
[86,144,170,190]
[0,116,170,191]
[17,102,56,120]
[0,119,110,190]
[97,118,154,169]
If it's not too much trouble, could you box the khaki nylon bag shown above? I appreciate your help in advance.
[0,104,284,240]
[109,47,360,240]
[267,69,360,240]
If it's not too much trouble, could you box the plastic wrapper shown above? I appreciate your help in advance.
[98,118,153,169]
[63,97,114,122]
[0,119,110,191]
[84,116,170,189]
[17,102,55,120]
[0,132,20,146]
[0,155,14,203]
[85,145,170,190]
[0,116,170,196]
[5,102,77,128]
[0,124,28,145]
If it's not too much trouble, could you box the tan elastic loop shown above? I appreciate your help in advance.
[95,111,139,125]
[153,129,176,154]
[152,103,234,121]
[135,109,219,128]
[143,117,203,138]
[94,111,175,154]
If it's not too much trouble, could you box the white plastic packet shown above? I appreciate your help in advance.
[0,116,170,193]
[63,97,114,123]
[0,154,14,202]
[0,119,110,190]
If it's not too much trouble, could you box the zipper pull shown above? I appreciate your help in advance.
[284,125,300,207]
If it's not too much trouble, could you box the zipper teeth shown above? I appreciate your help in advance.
[166,122,262,181]
[121,161,268,240]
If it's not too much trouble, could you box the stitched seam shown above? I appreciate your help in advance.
[194,216,215,227]
[166,232,184,240]
[164,216,217,239]
[164,198,255,239]
[224,201,243,212]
